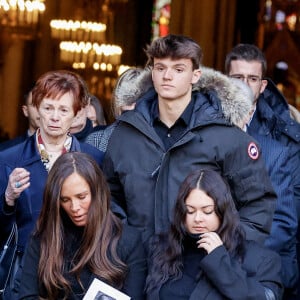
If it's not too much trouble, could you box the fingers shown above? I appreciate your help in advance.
[197,232,223,254]
[6,168,30,204]
[14,180,30,191]
[10,168,30,187]
[14,174,30,190]
[15,181,22,188]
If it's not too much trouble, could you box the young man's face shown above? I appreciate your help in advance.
[151,57,201,102]
[228,60,268,103]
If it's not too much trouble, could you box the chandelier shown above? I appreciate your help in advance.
[0,0,45,39]
[50,19,107,43]
[50,18,122,72]
[58,41,122,71]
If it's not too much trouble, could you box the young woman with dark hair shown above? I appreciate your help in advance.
[146,169,283,300]
[18,152,147,300]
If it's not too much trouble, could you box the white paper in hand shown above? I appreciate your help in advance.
[83,278,131,300]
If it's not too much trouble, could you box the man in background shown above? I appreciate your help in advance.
[0,90,40,151]
[225,43,300,299]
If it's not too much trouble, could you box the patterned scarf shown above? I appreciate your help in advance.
[36,128,72,172]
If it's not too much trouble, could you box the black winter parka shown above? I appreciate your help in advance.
[103,88,276,244]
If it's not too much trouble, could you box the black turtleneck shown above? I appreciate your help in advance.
[159,234,206,300]
[74,118,94,142]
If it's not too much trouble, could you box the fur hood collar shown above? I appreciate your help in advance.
[194,67,253,128]
[124,66,253,128]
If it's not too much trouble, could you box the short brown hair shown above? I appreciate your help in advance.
[32,70,89,115]
[225,44,267,77]
[145,34,203,70]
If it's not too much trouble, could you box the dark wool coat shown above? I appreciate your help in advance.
[248,79,300,220]
[247,79,300,291]
[256,136,298,289]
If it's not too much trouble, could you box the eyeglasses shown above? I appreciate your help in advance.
[229,74,262,85]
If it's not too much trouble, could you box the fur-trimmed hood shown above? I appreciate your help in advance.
[114,67,153,108]
[193,67,253,128]
[119,66,253,128]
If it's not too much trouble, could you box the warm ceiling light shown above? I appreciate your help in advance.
[50,19,106,43]
[0,0,45,40]
[59,41,122,71]
[0,0,45,26]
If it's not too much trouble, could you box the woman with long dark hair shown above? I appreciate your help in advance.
[18,152,147,299]
[0,70,104,298]
[146,169,283,300]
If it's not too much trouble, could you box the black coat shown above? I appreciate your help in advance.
[147,238,283,300]
[103,88,276,244]
[248,80,300,219]
[18,224,147,300]
[0,134,104,251]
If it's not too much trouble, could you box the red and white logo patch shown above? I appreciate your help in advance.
[248,142,259,160]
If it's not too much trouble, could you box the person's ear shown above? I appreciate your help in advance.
[22,105,29,117]
[260,79,268,94]
[192,69,201,84]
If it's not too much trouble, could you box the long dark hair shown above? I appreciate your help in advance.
[146,169,245,292]
[35,152,126,299]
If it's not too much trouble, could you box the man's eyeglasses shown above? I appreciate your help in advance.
[229,74,262,85]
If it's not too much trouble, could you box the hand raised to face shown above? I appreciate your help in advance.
[196,231,223,254]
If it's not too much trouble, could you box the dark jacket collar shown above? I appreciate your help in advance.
[123,88,228,131]
[74,118,94,142]
[255,79,300,142]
